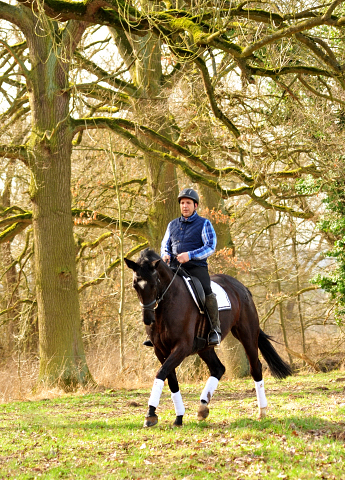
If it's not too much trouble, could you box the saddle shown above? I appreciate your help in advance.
[176,267,206,313]
[174,267,232,353]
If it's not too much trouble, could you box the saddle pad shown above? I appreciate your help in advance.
[182,277,231,312]
[211,281,232,311]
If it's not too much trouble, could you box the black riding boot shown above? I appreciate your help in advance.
[205,293,221,346]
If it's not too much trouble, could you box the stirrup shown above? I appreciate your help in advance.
[208,330,221,346]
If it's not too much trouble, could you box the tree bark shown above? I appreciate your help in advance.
[267,213,292,366]
[112,27,180,249]
[1,163,20,355]
[292,225,306,355]
[23,11,93,388]
[200,185,249,378]
[109,146,125,370]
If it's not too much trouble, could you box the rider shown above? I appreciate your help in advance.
[160,187,221,346]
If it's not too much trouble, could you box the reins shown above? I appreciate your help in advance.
[140,261,181,312]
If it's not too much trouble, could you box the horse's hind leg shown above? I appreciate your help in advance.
[197,349,225,421]
[232,325,268,419]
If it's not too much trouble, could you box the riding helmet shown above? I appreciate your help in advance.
[177,188,199,205]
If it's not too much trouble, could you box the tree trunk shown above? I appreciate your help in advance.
[200,185,249,378]
[292,227,306,355]
[31,139,92,388]
[267,213,292,366]
[120,29,180,249]
[110,146,125,370]
[24,13,93,389]
[1,165,20,355]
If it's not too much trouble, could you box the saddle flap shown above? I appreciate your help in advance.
[182,276,205,313]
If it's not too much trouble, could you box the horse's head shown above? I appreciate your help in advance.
[125,249,161,326]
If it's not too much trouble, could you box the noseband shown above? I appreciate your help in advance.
[140,264,181,314]
[140,298,159,312]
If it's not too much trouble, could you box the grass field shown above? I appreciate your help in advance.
[1,370,345,479]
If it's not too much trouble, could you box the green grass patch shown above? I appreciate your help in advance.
[1,372,345,479]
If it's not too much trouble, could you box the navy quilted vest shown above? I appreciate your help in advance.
[169,213,207,267]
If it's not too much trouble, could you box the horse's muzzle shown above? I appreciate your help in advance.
[142,306,156,326]
[140,299,157,326]
[143,312,155,326]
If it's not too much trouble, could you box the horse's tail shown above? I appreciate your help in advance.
[258,329,292,379]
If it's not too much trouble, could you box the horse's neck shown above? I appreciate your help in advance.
[157,264,177,290]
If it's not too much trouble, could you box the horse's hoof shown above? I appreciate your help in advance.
[258,407,267,419]
[173,415,183,427]
[144,415,158,427]
[197,403,209,421]
[173,422,183,427]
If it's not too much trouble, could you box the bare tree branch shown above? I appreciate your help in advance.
[78,240,148,292]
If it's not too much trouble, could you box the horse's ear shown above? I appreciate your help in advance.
[152,259,161,269]
[124,257,140,272]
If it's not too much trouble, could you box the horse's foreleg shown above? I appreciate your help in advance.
[145,378,164,427]
[168,370,185,427]
[145,347,188,428]
[171,391,185,426]
[197,349,225,421]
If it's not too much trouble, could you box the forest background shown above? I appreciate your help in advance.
[1,0,345,400]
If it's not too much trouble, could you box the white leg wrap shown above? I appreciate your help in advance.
[171,391,185,416]
[200,376,219,404]
[255,379,268,409]
[148,378,164,408]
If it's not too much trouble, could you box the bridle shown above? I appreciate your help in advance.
[140,262,181,313]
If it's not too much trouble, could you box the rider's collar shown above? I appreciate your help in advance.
[180,211,198,223]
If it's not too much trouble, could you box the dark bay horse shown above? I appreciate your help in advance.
[125,248,291,427]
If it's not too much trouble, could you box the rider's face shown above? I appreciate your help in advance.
[180,198,196,218]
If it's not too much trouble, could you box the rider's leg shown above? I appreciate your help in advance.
[205,293,221,346]
[183,265,221,346]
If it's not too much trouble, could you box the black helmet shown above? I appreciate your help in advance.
[178,188,199,205]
